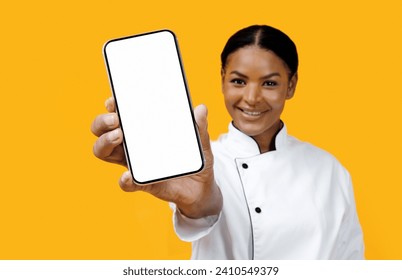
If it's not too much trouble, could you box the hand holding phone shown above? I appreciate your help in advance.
[94,30,222,218]
[91,97,221,218]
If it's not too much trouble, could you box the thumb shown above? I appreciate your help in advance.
[194,104,211,155]
[194,104,208,131]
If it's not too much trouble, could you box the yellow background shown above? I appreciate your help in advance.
[1,0,401,259]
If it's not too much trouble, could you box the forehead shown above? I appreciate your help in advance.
[225,46,289,74]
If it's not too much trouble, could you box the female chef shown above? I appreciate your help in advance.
[91,25,364,259]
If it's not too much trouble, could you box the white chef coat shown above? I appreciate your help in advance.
[170,122,364,259]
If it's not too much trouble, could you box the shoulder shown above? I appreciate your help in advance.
[288,134,353,195]
[288,134,344,167]
[283,135,357,211]
[285,134,352,188]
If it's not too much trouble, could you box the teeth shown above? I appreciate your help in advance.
[243,110,262,116]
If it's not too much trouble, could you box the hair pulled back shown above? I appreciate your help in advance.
[221,25,298,77]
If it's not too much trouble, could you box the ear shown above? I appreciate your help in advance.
[221,68,225,92]
[286,72,298,100]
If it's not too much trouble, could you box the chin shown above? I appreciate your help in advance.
[235,123,267,137]
[234,116,281,136]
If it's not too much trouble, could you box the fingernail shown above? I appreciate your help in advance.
[105,114,116,126]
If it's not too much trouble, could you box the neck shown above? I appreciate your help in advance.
[252,121,283,153]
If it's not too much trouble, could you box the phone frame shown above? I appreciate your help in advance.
[103,30,205,185]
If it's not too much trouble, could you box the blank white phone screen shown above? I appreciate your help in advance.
[104,30,204,184]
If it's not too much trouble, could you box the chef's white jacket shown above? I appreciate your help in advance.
[171,123,364,259]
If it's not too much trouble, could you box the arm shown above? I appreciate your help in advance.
[335,173,365,259]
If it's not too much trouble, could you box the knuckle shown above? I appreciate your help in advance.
[92,141,103,159]
[119,172,136,192]
[91,115,105,135]
[92,134,109,159]
[90,120,99,135]
[119,180,134,192]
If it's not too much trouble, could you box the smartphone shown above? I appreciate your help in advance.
[103,30,204,185]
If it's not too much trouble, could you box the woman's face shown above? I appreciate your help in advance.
[222,46,297,146]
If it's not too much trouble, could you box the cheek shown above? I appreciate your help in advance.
[222,91,241,120]
[222,86,240,105]
[263,90,288,108]
[223,93,236,116]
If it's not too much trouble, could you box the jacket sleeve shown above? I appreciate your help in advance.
[169,202,220,242]
[334,172,365,259]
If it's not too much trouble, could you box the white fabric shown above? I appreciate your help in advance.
[170,123,364,259]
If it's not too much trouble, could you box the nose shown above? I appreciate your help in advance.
[243,84,261,105]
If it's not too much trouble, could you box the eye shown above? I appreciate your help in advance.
[230,79,246,86]
[263,81,278,87]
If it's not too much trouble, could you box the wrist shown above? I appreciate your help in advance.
[178,181,222,219]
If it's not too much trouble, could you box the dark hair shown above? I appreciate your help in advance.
[221,25,298,77]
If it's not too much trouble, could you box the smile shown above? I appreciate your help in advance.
[240,108,268,116]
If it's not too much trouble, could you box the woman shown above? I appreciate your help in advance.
[91,25,364,259]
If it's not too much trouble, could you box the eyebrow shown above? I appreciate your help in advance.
[229,70,281,80]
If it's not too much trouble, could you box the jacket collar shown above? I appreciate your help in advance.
[223,121,288,157]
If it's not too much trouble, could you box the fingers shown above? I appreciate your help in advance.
[119,171,174,204]
[93,127,124,162]
[91,113,119,137]
[105,96,116,113]
[119,171,152,192]
[119,171,136,191]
